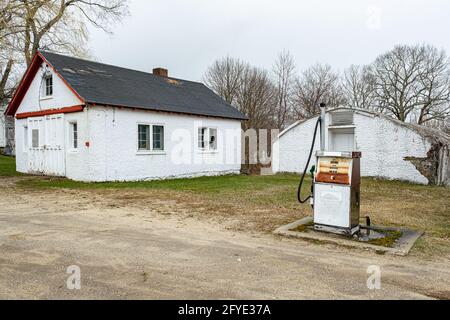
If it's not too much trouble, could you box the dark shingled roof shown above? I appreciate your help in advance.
[40,51,247,120]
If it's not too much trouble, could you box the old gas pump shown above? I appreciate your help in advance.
[313,151,361,235]
[298,104,361,236]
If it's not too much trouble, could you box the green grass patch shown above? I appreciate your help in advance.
[17,173,306,193]
[293,221,314,233]
[367,230,403,248]
[0,155,22,177]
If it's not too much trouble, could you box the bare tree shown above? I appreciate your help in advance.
[0,0,129,105]
[1,1,22,43]
[272,50,295,129]
[293,63,346,119]
[204,56,277,129]
[20,0,128,65]
[443,117,450,135]
[342,64,376,110]
[203,56,245,105]
[235,66,277,174]
[372,44,450,125]
[204,57,278,173]
[236,66,276,130]
[1,0,22,103]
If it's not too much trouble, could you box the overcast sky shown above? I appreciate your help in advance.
[88,0,450,81]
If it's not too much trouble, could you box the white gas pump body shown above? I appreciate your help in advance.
[313,151,361,235]
[314,184,351,228]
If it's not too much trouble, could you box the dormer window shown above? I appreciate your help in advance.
[44,74,53,97]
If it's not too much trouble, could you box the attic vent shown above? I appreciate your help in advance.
[331,110,354,126]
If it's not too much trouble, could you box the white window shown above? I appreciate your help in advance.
[32,129,39,148]
[70,122,78,149]
[44,75,53,97]
[138,124,165,152]
[198,127,218,151]
[23,126,28,150]
[138,124,150,151]
[152,125,164,151]
[209,128,217,150]
[198,127,207,149]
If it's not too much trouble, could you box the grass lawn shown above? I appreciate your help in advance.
[2,155,449,258]
[0,155,23,177]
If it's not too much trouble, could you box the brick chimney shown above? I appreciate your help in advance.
[153,67,168,77]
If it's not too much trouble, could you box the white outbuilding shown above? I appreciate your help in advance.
[5,51,247,182]
[272,108,450,186]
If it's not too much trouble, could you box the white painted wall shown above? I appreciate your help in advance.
[15,118,28,172]
[273,117,323,174]
[273,111,432,185]
[16,107,242,181]
[14,60,242,181]
[18,62,82,114]
[70,106,242,182]
[15,60,83,172]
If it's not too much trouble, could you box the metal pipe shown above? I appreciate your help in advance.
[320,103,327,151]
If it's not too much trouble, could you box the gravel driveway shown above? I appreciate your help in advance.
[0,179,449,299]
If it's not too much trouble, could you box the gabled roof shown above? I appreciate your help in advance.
[279,107,450,145]
[6,51,247,121]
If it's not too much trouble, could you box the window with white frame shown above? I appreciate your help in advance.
[32,129,39,148]
[70,122,78,149]
[152,125,164,151]
[43,74,53,97]
[198,127,207,149]
[138,124,165,152]
[209,128,217,150]
[138,124,150,151]
[198,127,218,151]
[23,126,28,150]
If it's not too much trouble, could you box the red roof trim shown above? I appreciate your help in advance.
[38,52,84,103]
[16,105,84,119]
[5,54,42,116]
[5,52,84,117]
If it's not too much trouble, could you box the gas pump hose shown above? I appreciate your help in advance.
[297,117,322,204]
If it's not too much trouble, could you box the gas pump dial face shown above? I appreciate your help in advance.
[316,157,352,185]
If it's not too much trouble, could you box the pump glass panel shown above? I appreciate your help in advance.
[316,157,351,185]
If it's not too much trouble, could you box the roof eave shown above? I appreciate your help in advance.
[85,101,248,121]
[5,51,85,117]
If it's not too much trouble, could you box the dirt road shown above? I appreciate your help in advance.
[0,179,449,299]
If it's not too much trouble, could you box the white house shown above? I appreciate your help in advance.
[272,108,450,186]
[5,51,247,182]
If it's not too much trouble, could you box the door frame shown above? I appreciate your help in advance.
[27,114,66,176]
